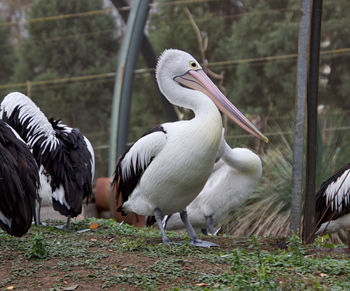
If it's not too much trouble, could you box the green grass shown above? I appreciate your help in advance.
[1,218,350,290]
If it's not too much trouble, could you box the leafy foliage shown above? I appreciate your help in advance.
[2,218,350,290]
[0,19,16,84]
[11,0,120,178]
[222,109,349,238]
[25,232,48,259]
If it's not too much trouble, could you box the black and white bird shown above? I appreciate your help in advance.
[113,49,268,247]
[163,137,262,235]
[315,163,350,235]
[0,92,95,228]
[0,119,40,237]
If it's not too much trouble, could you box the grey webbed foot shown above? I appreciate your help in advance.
[180,210,219,247]
[190,239,218,248]
[55,216,71,229]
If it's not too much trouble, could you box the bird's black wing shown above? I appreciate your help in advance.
[48,119,94,217]
[0,121,39,236]
[316,163,350,224]
[112,125,167,215]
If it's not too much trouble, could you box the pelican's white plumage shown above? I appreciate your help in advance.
[164,138,262,234]
[113,49,267,246]
[315,163,350,235]
[0,92,95,228]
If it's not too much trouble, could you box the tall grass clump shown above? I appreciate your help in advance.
[221,108,349,239]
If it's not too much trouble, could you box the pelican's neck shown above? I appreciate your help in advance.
[221,144,262,176]
[158,75,221,122]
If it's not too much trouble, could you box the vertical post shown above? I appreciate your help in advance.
[108,0,151,178]
[110,0,178,122]
[303,0,323,243]
[290,0,311,236]
[108,0,151,216]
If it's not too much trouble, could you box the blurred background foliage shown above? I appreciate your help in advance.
[0,0,349,235]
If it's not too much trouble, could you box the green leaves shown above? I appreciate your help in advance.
[2,218,350,290]
[25,232,48,259]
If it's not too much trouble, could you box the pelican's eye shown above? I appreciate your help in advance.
[189,61,198,69]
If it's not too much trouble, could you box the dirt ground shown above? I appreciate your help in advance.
[1,218,350,291]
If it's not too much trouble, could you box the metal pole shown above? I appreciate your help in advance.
[110,0,178,122]
[290,0,311,236]
[108,0,151,216]
[303,0,323,243]
[108,0,151,178]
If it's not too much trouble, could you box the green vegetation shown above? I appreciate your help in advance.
[1,219,350,290]
[223,109,350,238]
[0,0,349,177]
[0,19,16,84]
[0,2,350,287]
[25,232,48,259]
[3,0,120,178]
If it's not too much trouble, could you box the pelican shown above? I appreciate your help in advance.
[0,119,40,237]
[315,163,350,235]
[0,92,95,228]
[163,136,262,235]
[113,49,268,247]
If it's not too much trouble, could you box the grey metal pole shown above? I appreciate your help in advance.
[290,0,311,236]
[108,0,151,216]
[110,0,178,122]
[303,0,323,243]
[108,0,151,179]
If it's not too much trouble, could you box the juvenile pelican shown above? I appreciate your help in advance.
[1,92,95,228]
[163,137,262,235]
[113,49,268,247]
[0,120,39,237]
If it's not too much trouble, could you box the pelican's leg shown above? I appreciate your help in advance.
[34,197,47,226]
[34,198,40,225]
[65,216,71,229]
[205,215,215,235]
[55,216,71,229]
[154,208,171,244]
[180,210,218,248]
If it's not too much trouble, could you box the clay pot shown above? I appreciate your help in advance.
[93,177,145,227]
[94,177,110,211]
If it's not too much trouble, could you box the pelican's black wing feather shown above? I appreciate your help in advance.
[0,121,39,237]
[316,163,350,224]
[112,125,167,215]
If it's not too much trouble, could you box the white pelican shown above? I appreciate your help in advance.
[315,163,350,235]
[0,119,40,237]
[163,136,262,235]
[113,49,268,247]
[0,92,95,228]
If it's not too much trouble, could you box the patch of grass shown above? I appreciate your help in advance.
[25,232,48,259]
[2,219,350,290]
[100,271,157,290]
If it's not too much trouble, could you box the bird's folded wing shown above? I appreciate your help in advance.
[112,126,167,208]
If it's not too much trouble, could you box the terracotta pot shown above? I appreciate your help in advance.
[93,177,145,228]
[94,177,111,211]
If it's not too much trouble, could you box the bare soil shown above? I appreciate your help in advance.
[1,220,349,291]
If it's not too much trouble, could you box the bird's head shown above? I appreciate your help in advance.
[156,49,268,143]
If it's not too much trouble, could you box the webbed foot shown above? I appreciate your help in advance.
[190,239,218,248]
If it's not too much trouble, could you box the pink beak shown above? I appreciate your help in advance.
[174,69,269,143]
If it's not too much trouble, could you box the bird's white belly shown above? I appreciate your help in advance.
[38,166,53,206]
[124,153,214,215]
[124,123,221,216]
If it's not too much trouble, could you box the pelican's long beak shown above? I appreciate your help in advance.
[174,69,268,143]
